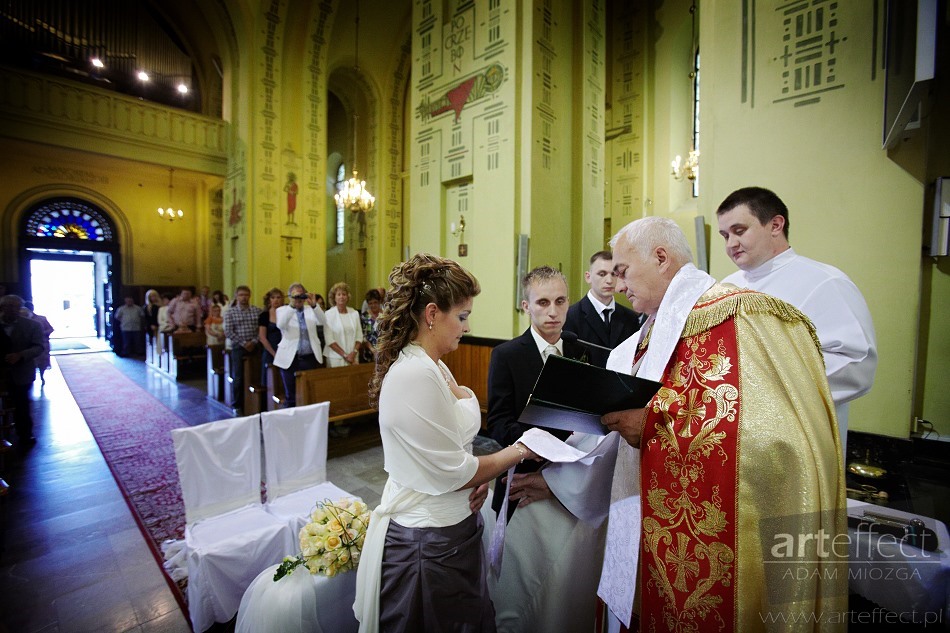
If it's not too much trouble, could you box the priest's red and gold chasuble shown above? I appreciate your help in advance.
[634,286,847,633]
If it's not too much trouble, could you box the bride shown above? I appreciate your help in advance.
[354,253,538,633]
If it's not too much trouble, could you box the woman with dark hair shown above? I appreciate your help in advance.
[211,289,230,317]
[257,287,284,386]
[354,254,539,633]
[360,288,383,363]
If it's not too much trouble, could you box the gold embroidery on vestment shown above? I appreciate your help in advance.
[643,327,738,632]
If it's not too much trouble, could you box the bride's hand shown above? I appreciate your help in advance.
[468,483,489,513]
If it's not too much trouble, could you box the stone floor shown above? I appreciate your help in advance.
[0,353,390,633]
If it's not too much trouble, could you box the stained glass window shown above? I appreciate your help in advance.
[24,200,114,242]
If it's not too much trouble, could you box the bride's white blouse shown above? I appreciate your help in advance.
[377,343,480,528]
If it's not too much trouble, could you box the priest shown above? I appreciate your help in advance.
[597,217,847,632]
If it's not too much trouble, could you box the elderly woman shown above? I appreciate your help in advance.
[323,281,363,368]
[272,283,325,408]
[353,254,539,633]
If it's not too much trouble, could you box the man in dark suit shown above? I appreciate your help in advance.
[563,250,643,367]
[0,294,46,448]
[487,266,583,518]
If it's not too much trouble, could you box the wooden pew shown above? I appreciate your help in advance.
[145,331,159,367]
[247,364,286,412]
[295,363,375,425]
[267,365,288,410]
[206,344,225,401]
[224,348,264,414]
[146,331,171,372]
[442,337,502,422]
[167,331,207,379]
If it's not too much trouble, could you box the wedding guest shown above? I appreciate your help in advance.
[212,290,230,317]
[167,288,202,331]
[323,282,363,368]
[222,285,261,413]
[1,294,45,449]
[144,288,161,335]
[353,254,540,633]
[157,293,174,333]
[204,304,225,346]
[273,283,324,408]
[258,287,284,387]
[313,293,326,311]
[197,285,212,321]
[114,296,145,356]
[360,288,382,363]
[154,293,174,356]
[22,301,53,384]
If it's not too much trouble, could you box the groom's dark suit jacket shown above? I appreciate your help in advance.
[563,295,642,368]
[486,327,583,518]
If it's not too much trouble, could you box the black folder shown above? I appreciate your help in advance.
[518,355,663,436]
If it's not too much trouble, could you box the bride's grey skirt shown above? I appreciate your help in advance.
[379,512,496,633]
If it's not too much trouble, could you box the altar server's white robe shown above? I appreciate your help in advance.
[723,247,876,455]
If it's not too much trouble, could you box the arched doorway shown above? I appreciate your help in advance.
[18,198,120,345]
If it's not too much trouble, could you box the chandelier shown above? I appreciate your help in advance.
[334,0,374,215]
[671,149,700,181]
[158,168,184,221]
[335,166,375,213]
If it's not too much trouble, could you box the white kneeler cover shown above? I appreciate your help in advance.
[172,415,295,633]
[262,402,354,534]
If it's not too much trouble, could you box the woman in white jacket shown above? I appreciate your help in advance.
[323,281,363,368]
[273,282,325,407]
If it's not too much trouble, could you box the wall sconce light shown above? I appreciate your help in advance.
[671,149,700,181]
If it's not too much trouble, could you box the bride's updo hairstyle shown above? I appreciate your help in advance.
[369,253,480,407]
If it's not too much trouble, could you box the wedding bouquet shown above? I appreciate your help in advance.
[274,497,371,580]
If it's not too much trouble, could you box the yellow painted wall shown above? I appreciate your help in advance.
[918,257,950,438]
[0,138,215,290]
[409,0,521,338]
[692,1,923,438]
[915,25,950,438]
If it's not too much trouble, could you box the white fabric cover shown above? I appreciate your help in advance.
[262,403,330,498]
[722,247,877,455]
[172,415,295,632]
[261,402,355,534]
[236,563,359,633]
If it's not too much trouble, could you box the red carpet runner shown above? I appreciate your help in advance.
[56,355,191,606]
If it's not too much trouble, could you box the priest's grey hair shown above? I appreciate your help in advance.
[610,217,693,266]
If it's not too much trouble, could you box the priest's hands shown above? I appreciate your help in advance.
[508,472,553,507]
[602,407,648,447]
[469,482,489,513]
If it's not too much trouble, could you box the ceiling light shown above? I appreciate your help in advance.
[158,168,184,222]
